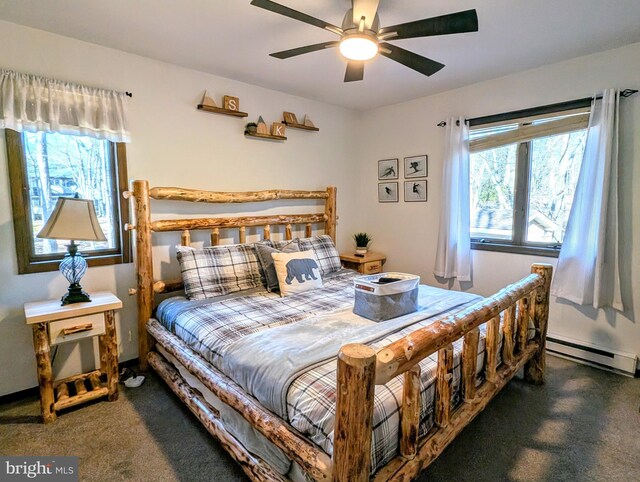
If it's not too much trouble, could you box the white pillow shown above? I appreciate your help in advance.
[271,250,323,297]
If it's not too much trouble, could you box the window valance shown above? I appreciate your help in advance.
[0,69,130,142]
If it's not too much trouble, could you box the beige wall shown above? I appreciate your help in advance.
[0,21,359,396]
[356,42,640,364]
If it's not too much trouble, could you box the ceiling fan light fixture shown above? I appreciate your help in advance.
[339,34,378,61]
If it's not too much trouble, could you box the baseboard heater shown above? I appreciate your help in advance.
[546,334,638,377]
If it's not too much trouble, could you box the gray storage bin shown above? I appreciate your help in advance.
[354,272,420,322]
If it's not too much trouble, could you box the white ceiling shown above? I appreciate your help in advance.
[1,0,639,110]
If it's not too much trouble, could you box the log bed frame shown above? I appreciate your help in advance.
[126,179,552,482]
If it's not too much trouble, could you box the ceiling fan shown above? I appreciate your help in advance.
[250,0,478,82]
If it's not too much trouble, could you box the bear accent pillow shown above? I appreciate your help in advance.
[254,241,300,292]
[271,250,323,297]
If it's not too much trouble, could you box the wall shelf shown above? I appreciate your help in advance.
[283,121,319,132]
[245,132,287,141]
[197,104,248,118]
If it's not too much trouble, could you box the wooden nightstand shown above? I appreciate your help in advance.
[24,292,122,423]
[340,252,387,275]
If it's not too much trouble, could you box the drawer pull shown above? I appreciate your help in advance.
[62,323,94,336]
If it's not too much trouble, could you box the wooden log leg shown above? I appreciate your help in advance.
[400,364,421,460]
[32,323,56,423]
[99,310,119,401]
[435,344,453,428]
[525,264,553,385]
[462,328,480,401]
[333,344,376,482]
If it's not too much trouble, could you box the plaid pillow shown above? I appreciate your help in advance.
[298,235,341,276]
[273,239,299,250]
[255,241,300,292]
[177,244,265,300]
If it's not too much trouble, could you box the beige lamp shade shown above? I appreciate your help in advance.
[37,197,107,241]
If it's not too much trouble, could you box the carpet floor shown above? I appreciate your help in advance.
[1,355,638,482]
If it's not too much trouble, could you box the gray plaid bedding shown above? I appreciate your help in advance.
[156,270,498,475]
[156,269,359,367]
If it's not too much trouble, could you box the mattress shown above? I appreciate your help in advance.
[154,270,520,475]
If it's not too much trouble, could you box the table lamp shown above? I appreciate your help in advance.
[37,194,107,305]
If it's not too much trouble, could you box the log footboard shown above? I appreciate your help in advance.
[334,263,553,481]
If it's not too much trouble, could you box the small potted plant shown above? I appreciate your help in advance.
[353,232,372,256]
[245,122,258,134]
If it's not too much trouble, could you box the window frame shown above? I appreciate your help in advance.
[6,129,131,274]
[469,99,591,258]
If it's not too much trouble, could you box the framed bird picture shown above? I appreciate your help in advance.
[378,182,399,203]
[378,158,399,180]
[404,155,428,178]
[404,180,427,202]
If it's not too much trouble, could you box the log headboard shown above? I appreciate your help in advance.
[125,180,337,369]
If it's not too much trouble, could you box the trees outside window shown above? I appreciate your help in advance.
[469,107,588,257]
[6,130,130,274]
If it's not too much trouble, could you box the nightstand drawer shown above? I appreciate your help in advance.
[363,260,382,274]
[49,314,105,346]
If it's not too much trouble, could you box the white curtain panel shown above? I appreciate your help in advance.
[551,89,623,310]
[434,116,472,282]
[0,69,130,142]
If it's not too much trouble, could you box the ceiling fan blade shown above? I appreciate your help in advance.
[270,41,339,59]
[379,43,445,77]
[352,0,380,30]
[251,0,342,34]
[344,61,365,82]
[379,9,478,40]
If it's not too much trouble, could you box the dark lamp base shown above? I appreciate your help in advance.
[61,284,92,306]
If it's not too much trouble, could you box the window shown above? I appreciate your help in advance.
[6,129,130,274]
[469,105,589,257]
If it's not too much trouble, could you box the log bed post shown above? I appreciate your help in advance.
[325,186,337,242]
[132,180,154,371]
[524,263,553,384]
[333,343,376,482]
